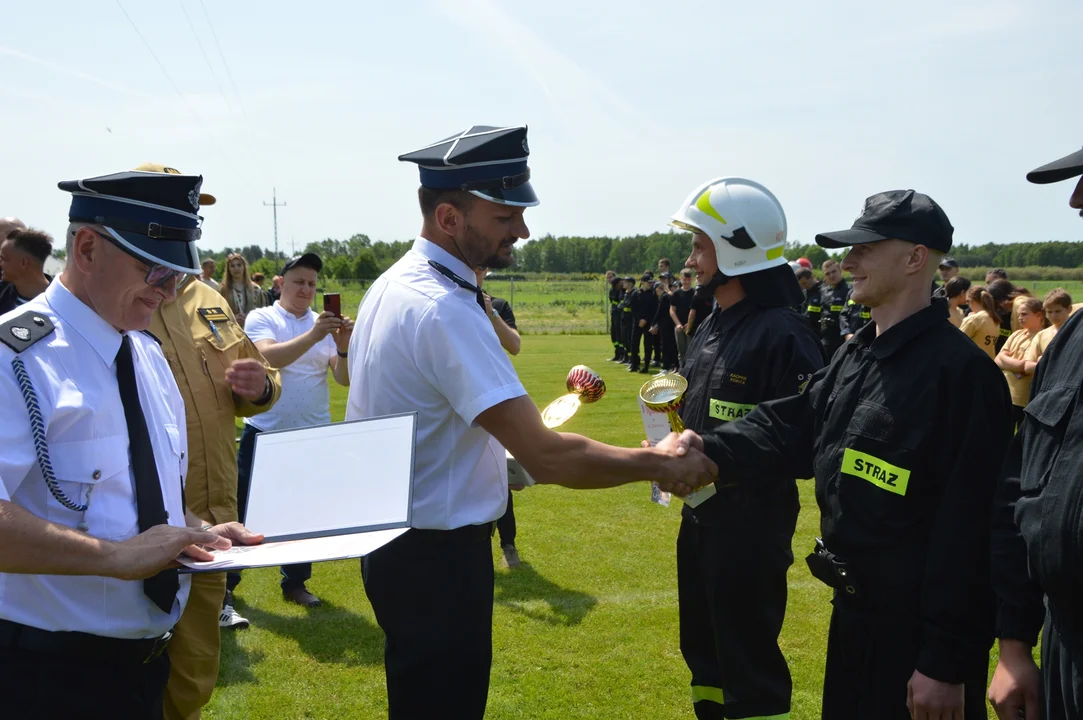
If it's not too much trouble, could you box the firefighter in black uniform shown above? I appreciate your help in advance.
[675,190,1012,720]
[619,276,635,365]
[667,178,826,720]
[629,273,657,373]
[989,144,1083,720]
[795,267,822,334]
[607,272,624,362]
[817,258,850,357]
[653,275,679,371]
[840,288,871,340]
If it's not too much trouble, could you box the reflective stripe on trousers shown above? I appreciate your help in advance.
[690,686,790,719]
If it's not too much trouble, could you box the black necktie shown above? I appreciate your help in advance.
[428,260,486,311]
[116,334,178,614]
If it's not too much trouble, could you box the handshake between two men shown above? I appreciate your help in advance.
[476,395,718,496]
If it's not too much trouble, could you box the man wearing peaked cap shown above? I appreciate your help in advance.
[0,170,262,719]
[673,188,1012,719]
[134,164,280,720]
[345,126,718,719]
[989,146,1083,720]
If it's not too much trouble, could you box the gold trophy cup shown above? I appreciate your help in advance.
[638,373,688,432]
[639,373,717,507]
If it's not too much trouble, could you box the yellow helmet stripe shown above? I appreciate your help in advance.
[695,189,727,225]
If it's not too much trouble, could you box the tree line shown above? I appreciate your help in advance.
[196,233,1083,280]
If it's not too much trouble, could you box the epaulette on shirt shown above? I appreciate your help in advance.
[0,311,55,353]
[141,329,162,345]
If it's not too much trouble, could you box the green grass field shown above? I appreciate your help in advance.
[211,335,1009,719]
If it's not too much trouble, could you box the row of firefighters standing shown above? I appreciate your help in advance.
[607,260,869,369]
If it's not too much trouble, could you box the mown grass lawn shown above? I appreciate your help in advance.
[211,335,1003,719]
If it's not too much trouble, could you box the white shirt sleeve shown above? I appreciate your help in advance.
[413,301,527,426]
[0,361,39,500]
[323,334,337,364]
[244,309,276,343]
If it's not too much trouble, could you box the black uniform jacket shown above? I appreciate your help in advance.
[818,279,850,352]
[994,308,1083,645]
[631,287,658,324]
[840,289,871,337]
[699,300,1013,683]
[654,293,675,332]
[804,281,824,333]
[679,299,826,520]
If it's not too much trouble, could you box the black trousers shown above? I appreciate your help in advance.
[364,524,495,720]
[631,324,654,368]
[228,423,311,594]
[658,324,678,369]
[622,314,634,358]
[822,598,989,720]
[1043,612,1083,720]
[677,495,798,720]
[610,308,622,350]
[0,644,170,719]
[496,490,516,546]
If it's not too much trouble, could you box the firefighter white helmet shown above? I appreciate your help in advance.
[669,177,788,276]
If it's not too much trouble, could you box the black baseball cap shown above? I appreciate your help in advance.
[939,257,958,269]
[816,189,953,253]
[1027,146,1083,184]
[281,252,322,275]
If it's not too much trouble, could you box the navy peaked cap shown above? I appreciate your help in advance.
[59,170,205,274]
[399,125,539,207]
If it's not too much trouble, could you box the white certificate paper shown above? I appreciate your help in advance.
[179,413,416,573]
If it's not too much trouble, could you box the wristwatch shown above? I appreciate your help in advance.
[490,308,499,319]
[337,350,349,358]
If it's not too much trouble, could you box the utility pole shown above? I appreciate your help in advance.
[263,188,286,268]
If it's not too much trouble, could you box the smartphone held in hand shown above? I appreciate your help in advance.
[323,293,341,318]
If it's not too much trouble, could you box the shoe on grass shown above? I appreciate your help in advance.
[219,603,250,630]
[502,544,522,568]
[283,585,322,608]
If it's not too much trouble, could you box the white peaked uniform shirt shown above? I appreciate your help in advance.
[243,301,336,432]
[0,279,190,639]
[346,237,527,530]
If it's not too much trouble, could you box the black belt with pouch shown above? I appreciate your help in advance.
[805,538,861,598]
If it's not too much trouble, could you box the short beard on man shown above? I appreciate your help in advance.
[465,220,515,270]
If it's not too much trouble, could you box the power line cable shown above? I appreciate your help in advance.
[114,0,234,164]
[197,0,274,182]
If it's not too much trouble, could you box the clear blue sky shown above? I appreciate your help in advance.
[2,0,1081,257]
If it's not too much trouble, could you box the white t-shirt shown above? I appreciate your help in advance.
[244,302,336,432]
[346,237,527,530]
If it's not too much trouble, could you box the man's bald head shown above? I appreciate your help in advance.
[0,217,26,242]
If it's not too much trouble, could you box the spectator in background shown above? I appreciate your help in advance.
[630,273,658,373]
[795,266,823,335]
[200,258,220,291]
[960,284,1001,360]
[986,268,1008,284]
[0,227,52,315]
[670,268,695,364]
[652,276,678,372]
[251,271,273,305]
[816,258,850,357]
[686,279,714,339]
[987,279,1034,344]
[220,252,266,327]
[1023,288,1073,375]
[944,276,972,327]
[932,257,959,299]
[658,257,671,275]
[475,268,524,568]
[995,297,1046,430]
[270,275,283,302]
[229,253,353,609]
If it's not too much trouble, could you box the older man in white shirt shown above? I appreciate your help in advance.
[0,170,259,719]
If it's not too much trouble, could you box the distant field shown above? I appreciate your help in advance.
[314,276,1083,337]
[321,278,611,335]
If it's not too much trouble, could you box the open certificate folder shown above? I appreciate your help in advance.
[178,412,416,573]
